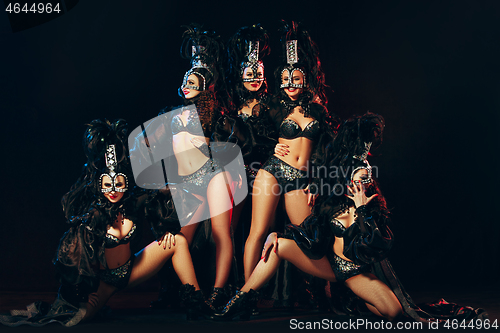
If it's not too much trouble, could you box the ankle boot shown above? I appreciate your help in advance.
[179,284,214,320]
[207,287,228,311]
[248,290,260,316]
[213,290,255,321]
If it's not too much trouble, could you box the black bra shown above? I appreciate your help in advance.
[171,114,204,136]
[330,218,346,238]
[280,118,320,140]
[105,224,137,249]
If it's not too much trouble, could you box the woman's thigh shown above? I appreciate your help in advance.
[344,272,401,318]
[206,171,233,220]
[248,169,281,236]
[277,238,336,282]
[283,189,312,225]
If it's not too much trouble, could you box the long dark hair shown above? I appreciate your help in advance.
[313,112,389,219]
[61,119,131,222]
[275,20,328,106]
[179,24,225,99]
[226,24,270,113]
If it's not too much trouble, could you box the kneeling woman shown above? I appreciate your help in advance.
[215,114,487,322]
[217,170,401,320]
[217,114,401,320]
[0,119,211,327]
[58,120,212,323]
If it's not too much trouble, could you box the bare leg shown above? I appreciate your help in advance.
[243,169,280,281]
[242,238,336,292]
[128,233,200,289]
[82,280,116,322]
[83,234,199,321]
[230,196,246,235]
[207,171,234,288]
[345,273,402,320]
[180,194,207,245]
[284,189,313,225]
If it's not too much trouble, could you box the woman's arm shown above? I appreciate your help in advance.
[343,183,393,264]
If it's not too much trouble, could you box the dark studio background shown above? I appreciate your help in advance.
[1,0,499,301]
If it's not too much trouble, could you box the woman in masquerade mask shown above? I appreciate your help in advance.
[215,113,487,323]
[215,24,279,291]
[150,25,236,312]
[242,21,338,287]
[0,119,212,327]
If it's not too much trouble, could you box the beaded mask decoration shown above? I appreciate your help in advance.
[99,144,129,193]
[180,45,212,92]
[280,40,306,89]
[351,142,373,184]
[241,40,264,82]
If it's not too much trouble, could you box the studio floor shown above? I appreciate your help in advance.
[1,285,498,333]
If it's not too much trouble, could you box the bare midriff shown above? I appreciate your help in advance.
[275,137,313,171]
[274,107,316,171]
[173,132,210,176]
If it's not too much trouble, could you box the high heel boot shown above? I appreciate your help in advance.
[213,289,256,321]
[207,287,228,311]
[248,290,260,316]
[179,284,214,320]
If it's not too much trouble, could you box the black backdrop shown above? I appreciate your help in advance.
[1,0,499,295]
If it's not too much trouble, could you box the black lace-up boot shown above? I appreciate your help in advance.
[179,284,214,320]
[213,289,257,321]
[207,287,229,311]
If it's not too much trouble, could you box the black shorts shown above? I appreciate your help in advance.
[179,158,224,196]
[98,256,135,290]
[261,155,309,193]
[328,252,370,282]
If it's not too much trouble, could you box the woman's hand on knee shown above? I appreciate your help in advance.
[158,232,176,250]
[261,232,278,262]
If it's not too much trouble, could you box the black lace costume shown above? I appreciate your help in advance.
[214,93,278,181]
[285,195,487,322]
[0,120,182,327]
[281,113,487,323]
[263,94,337,193]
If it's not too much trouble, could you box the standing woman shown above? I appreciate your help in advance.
[216,24,279,288]
[162,25,236,310]
[217,113,401,320]
[216,113,487,323]
[221,24,278,231]
[243,21,337,283]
